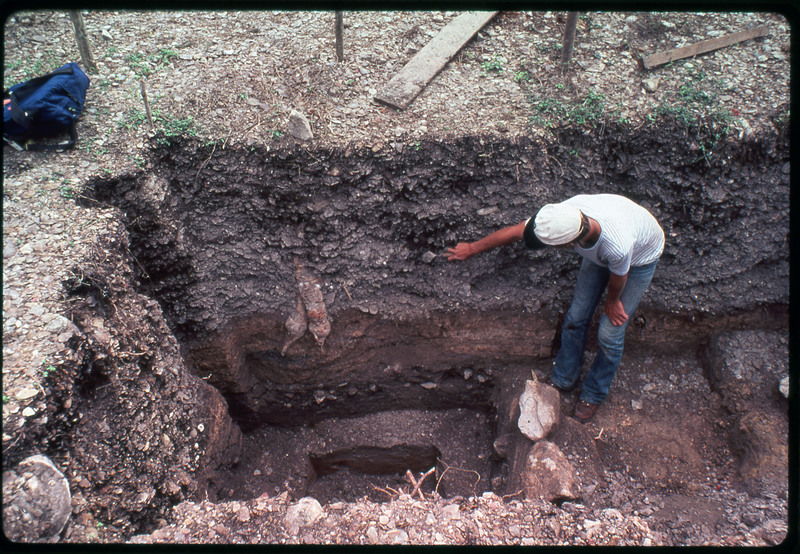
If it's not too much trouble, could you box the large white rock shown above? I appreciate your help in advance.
[517,379,560,441]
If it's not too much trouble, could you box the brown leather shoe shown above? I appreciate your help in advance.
[573,400,599,423]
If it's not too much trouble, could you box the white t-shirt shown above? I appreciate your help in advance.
[564,194,664,275]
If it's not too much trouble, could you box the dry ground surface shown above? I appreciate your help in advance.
[2,9,792,547]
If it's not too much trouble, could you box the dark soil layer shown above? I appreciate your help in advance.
[82,116,789,426]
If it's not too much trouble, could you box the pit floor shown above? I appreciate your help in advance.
[212,408,494,504]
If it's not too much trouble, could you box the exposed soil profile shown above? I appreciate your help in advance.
[37,114,785,539]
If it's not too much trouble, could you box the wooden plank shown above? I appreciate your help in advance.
[374,11,498,110]
[642,25,769,69]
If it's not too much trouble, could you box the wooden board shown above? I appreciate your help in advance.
[642,25,769,69]
[374,11,498,110]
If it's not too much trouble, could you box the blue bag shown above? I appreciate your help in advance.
[3,62,90,151]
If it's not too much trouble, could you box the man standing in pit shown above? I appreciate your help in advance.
[446,194,664,423]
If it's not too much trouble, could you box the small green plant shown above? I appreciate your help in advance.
[570,90,605,125]
[2,395,10,403]
[650,66,731,161]
[154,112,202,146]
[117,108,148,131]
[513,70,531,83]
[117,104,202,146]
[481,57,504,75]
[126,52,150,77]
[152,48,177,67]
[678,70,716,105]
[529,90,605,129]
[535,41,561,55]
[41,360,57,379]
[79,138,108,158]
[6,59,24,72]
[5,51,62,81]
[126,48,177,78]
[59,183,77,199]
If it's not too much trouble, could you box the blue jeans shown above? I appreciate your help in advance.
[550,258,658,404]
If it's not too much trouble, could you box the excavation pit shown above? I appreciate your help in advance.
[214,408,494,503]
[78,125,789,507]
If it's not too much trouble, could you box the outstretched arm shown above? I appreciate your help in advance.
[446,221,527,261]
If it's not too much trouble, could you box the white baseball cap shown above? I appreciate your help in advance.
[534,203,582,245]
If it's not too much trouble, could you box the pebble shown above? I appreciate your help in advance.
[385,528,408,544]
[779,376,789,398]
[4,241,17,258]
[642,78,660,93]
[44,314,73,335]
[421,251,436,264]
[15,387,39,401]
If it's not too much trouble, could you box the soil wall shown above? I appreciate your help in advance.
[59,116,789,535]
[82,117,789,428]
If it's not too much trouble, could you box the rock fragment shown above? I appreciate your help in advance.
[421,251,436,263]
[2,455,72,543]
[287,110,313,141]
[642,77,660,92]
[284,497,324,535]
[293,258,331,348]
[521,441,580,503]
[281,295,308,355]
[517,379,560,442]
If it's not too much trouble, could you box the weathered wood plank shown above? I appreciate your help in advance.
[374,11,498,110]
[642,25,769,69]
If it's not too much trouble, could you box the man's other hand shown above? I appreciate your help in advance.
[605,299,629,326]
